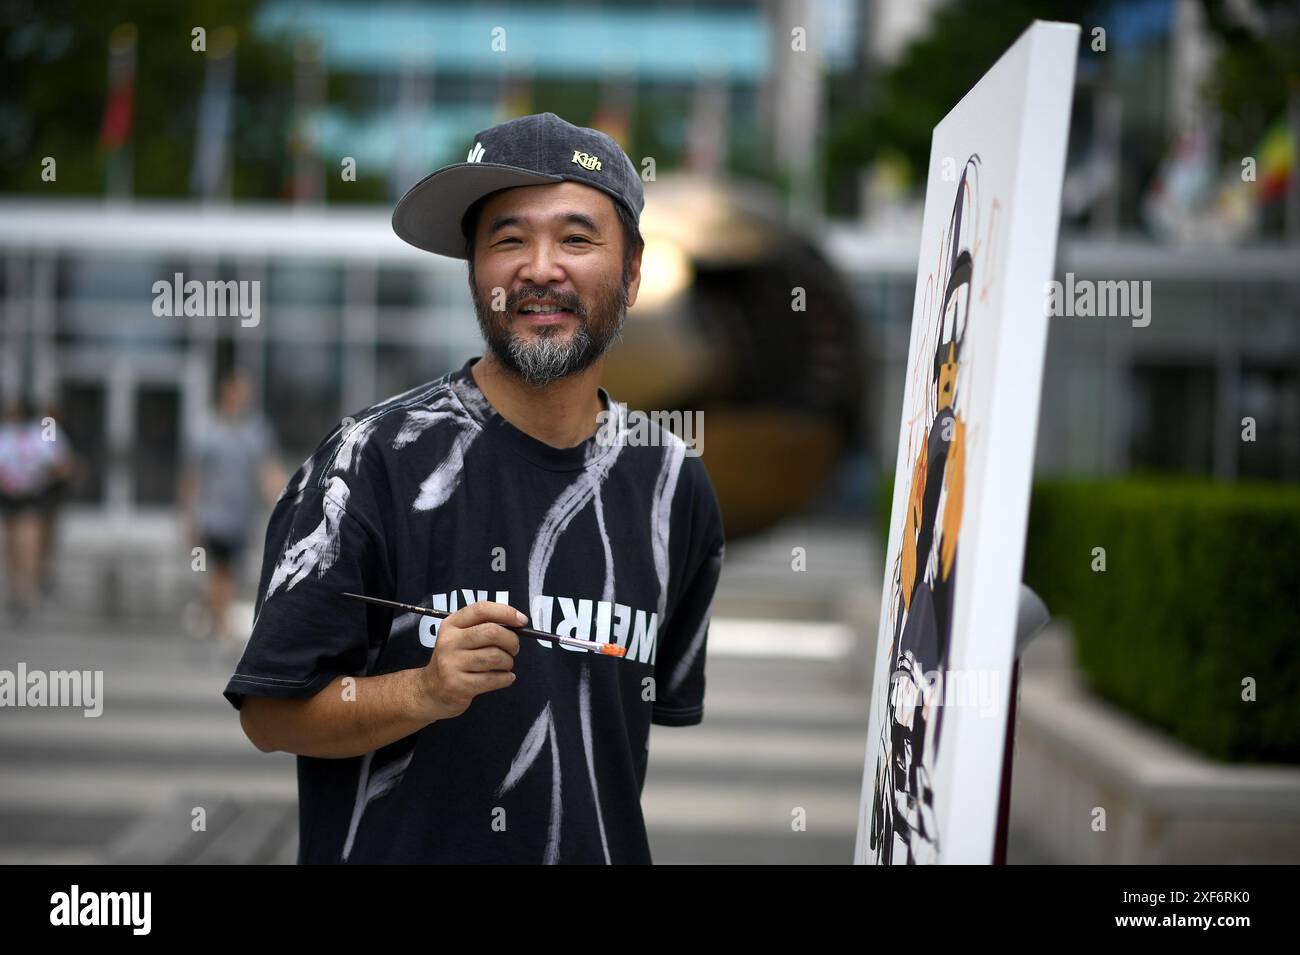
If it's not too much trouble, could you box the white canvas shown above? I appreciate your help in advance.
[854,20,1080,864]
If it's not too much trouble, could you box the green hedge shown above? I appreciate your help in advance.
[873,474,1300,763]
[1024,478,1300,764]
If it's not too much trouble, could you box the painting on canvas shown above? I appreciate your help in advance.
[855,21,1080,865]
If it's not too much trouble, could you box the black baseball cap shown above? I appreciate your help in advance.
[392,111,645,260]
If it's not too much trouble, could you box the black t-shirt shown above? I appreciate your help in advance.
[223,356,725,863]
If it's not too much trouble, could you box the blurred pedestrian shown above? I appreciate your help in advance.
[179,370,287,647]
[34,401,79,598]
[0,397,53,621]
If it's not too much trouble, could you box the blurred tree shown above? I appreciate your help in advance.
[1197,0,1300,160]
[0,0,303,199]
[825,0,1112,214]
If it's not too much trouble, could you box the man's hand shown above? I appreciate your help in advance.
[419,601,524,720]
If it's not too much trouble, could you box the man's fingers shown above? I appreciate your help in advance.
[444,600,528,632]
[457,621,521,656]
[459,647,516,673]
[460,669,517,695]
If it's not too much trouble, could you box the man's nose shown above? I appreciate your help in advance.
[518,241,568,285]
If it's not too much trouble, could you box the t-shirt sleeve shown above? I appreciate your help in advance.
[651,460,726,727]
[222,451,395,711]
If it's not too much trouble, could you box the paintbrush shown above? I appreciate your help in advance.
[341,592,628,657]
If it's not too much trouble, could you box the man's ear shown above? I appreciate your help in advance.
[625,242,644,309]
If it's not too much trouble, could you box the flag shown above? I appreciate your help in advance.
[593,61,634,145]
[389,51,434,203]
[191,28,238,199]
[686,70,728,175]
[286,34,325,203]
[1254,118,1294,205]
[99,22,137,197]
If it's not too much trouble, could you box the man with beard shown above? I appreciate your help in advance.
[225,112,726,864]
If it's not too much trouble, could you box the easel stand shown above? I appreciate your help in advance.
[993,584,1049,864]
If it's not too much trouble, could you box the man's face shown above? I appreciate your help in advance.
[467,181,640,387]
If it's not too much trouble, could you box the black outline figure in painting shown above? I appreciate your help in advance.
[869,155,978,864]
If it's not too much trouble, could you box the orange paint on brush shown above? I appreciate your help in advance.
[600,644,627,657]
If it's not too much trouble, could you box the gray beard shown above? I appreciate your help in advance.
[469,275,627,388]
[502,323,601,387]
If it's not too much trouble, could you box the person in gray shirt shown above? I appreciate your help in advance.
[180,370,287,646]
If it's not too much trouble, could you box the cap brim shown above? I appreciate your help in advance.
[391,163,565,259]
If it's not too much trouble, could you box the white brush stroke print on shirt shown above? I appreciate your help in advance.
[341,748,416,862]
[394,394,483,513]
[496,702,563,864]
[264,475,351,602]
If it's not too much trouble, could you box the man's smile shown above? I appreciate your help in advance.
[515,298,578,324]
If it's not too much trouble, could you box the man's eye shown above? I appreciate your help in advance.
[495,237,588,246]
